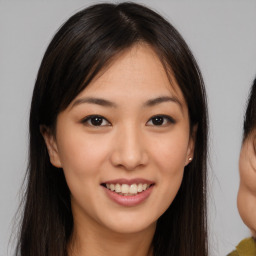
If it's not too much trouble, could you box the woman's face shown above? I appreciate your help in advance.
[43,44,195,235]
[237,132,256,237]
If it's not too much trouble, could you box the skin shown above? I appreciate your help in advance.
[42,44,196,256]
[237,132,256,238]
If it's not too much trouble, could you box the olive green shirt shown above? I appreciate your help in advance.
[228,237,256,256]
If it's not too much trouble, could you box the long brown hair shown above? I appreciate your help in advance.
[16,2,208,255]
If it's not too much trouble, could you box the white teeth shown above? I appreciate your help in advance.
[105,183,151,195]
[115,183,121,193]
[129,184,137,194]
[142,184,147,190]
[121,184,129,194]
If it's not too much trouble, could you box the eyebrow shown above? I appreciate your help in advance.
[71,95,183,110]
[71,97,117,109]
[144,96,183,110]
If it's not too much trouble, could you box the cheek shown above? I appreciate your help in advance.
[56,133,111,207]
[57,131,111,177]
[238,144,256,232]
[237,187,256,232]
[149,133,188,205]
[150,133,189,172]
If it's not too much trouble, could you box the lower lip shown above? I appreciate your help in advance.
[103,185,154,207]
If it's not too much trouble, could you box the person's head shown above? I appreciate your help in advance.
[237,77,256,237]
[17,2,208,256]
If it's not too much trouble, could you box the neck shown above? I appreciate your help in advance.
[68,216,155,256]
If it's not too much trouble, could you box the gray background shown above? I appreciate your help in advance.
[1,0,256,255]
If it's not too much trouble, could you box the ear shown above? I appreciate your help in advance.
[40,125,62,168]
[185,124,197,166]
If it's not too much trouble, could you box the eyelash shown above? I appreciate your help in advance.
[81,115,111,127]
[81,114,176,127]
[146,115,176,126]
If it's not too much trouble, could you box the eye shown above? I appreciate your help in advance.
[146,115,175,126]
[81,115,111,127]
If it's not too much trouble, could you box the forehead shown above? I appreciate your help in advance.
[79,43,186,104]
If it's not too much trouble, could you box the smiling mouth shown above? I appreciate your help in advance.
[101,183,154,196]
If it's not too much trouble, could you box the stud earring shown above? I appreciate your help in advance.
[188,157,192,161]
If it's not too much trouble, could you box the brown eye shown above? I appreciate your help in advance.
[146,115,175,126]
[82,115,111,127]
[91,116,103,126]
[152,116,164,125]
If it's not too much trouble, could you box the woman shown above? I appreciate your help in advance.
[16,2,208,256]
[228,78,256,255]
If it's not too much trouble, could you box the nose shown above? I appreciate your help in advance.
[110,125,149,171]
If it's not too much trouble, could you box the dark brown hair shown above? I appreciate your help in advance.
[16,2,208,255]
[243,77,256,140]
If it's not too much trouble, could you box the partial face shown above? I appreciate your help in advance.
[237,132,256,237]
[43,44,195,235]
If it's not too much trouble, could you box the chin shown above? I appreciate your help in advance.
[101,212,157,234]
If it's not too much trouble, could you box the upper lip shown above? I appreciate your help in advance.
[101,178,155,186]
